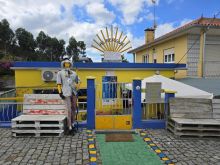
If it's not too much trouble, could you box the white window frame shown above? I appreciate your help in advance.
[143,54,149,63]
[164,48,175,63]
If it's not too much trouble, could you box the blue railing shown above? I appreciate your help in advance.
[0,102,22,127]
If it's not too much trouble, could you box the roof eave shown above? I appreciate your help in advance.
[128,25,206,54]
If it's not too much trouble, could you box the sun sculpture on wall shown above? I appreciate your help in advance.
[92,26,132,62]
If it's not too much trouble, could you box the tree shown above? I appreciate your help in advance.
[0,19,88,62]
[66,37,79,62]
[78,41,86,56]
[0,19,15,56]
[15,28,36,61]
[36,31,47,53]
[36,31,65,61]
[46,37,65,61]
[58,39,66,58]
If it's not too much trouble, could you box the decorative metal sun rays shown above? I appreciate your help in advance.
[92,26,132,54]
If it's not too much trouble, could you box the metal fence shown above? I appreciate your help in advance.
[96,82,132,115]
[142,101,167,120]
[77,101,87,121]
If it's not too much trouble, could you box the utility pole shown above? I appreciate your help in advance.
[152,0,157,29]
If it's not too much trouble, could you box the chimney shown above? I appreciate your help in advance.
[144,28,155,44]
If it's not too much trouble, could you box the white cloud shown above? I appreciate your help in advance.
[0,0,74,37]
[126,31,144,49]
[109,0,144,25]
[86,2,115,25]
[138,12,156,23]
[0,0,110,61]
[155,23,175,38]
[0,0,162,62]
[154,18,191,39]
[108,0,159,25]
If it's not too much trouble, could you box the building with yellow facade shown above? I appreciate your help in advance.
[128,17,220,78]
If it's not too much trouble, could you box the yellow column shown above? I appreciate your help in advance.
[198,30,205,77]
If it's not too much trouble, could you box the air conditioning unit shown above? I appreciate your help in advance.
[41,70,57,82]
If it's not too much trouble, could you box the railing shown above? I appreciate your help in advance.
[0,100,88,124]
[77,101,87,121]
[0,89,16,98]
[96,82,132,115]
[0,102,22,123]
[142,101,167,120]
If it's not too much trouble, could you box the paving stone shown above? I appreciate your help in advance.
[76,159,82,165]
[0,128,90,165]
[36,160,45,165]
[144,129,220,164]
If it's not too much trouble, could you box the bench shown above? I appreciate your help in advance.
[12,94,67,137]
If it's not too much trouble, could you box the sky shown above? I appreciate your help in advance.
[0,0,220,62]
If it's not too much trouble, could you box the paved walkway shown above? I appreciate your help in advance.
[96,134,162,165]
[145,129,220,165]
[0,128,89,165]
[1,128,220,165]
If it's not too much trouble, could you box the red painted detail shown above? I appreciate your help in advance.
[25,110,66,115]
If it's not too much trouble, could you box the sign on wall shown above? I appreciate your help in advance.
[145,82,162,103]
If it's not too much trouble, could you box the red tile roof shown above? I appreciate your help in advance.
[129,17,220,53]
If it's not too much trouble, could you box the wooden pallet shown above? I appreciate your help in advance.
[23,94,66,115]
[167,127,220,138]
[12,115,67,137]
[12,130,64,137]
[167,118,220,138]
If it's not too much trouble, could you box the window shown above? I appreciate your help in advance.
[164,48,175,63]
[143,55,149,63]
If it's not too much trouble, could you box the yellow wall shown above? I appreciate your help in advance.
[198,30,204,77]
[77,69,174,87]
[15,68,174,104]
[15,70,55,88]
[15,68,175,92]
[15,69,56,97]
[14,67,175,123]
[136,35,188,79]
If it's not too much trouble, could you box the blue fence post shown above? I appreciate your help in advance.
[87,76,96,129]
[132,78,142,129]
[164,90,176,124]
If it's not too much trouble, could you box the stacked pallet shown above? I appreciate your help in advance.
[12,94,67,137]
[12,115,66,137]
[167,98,220,138]
[167,118,220,138]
